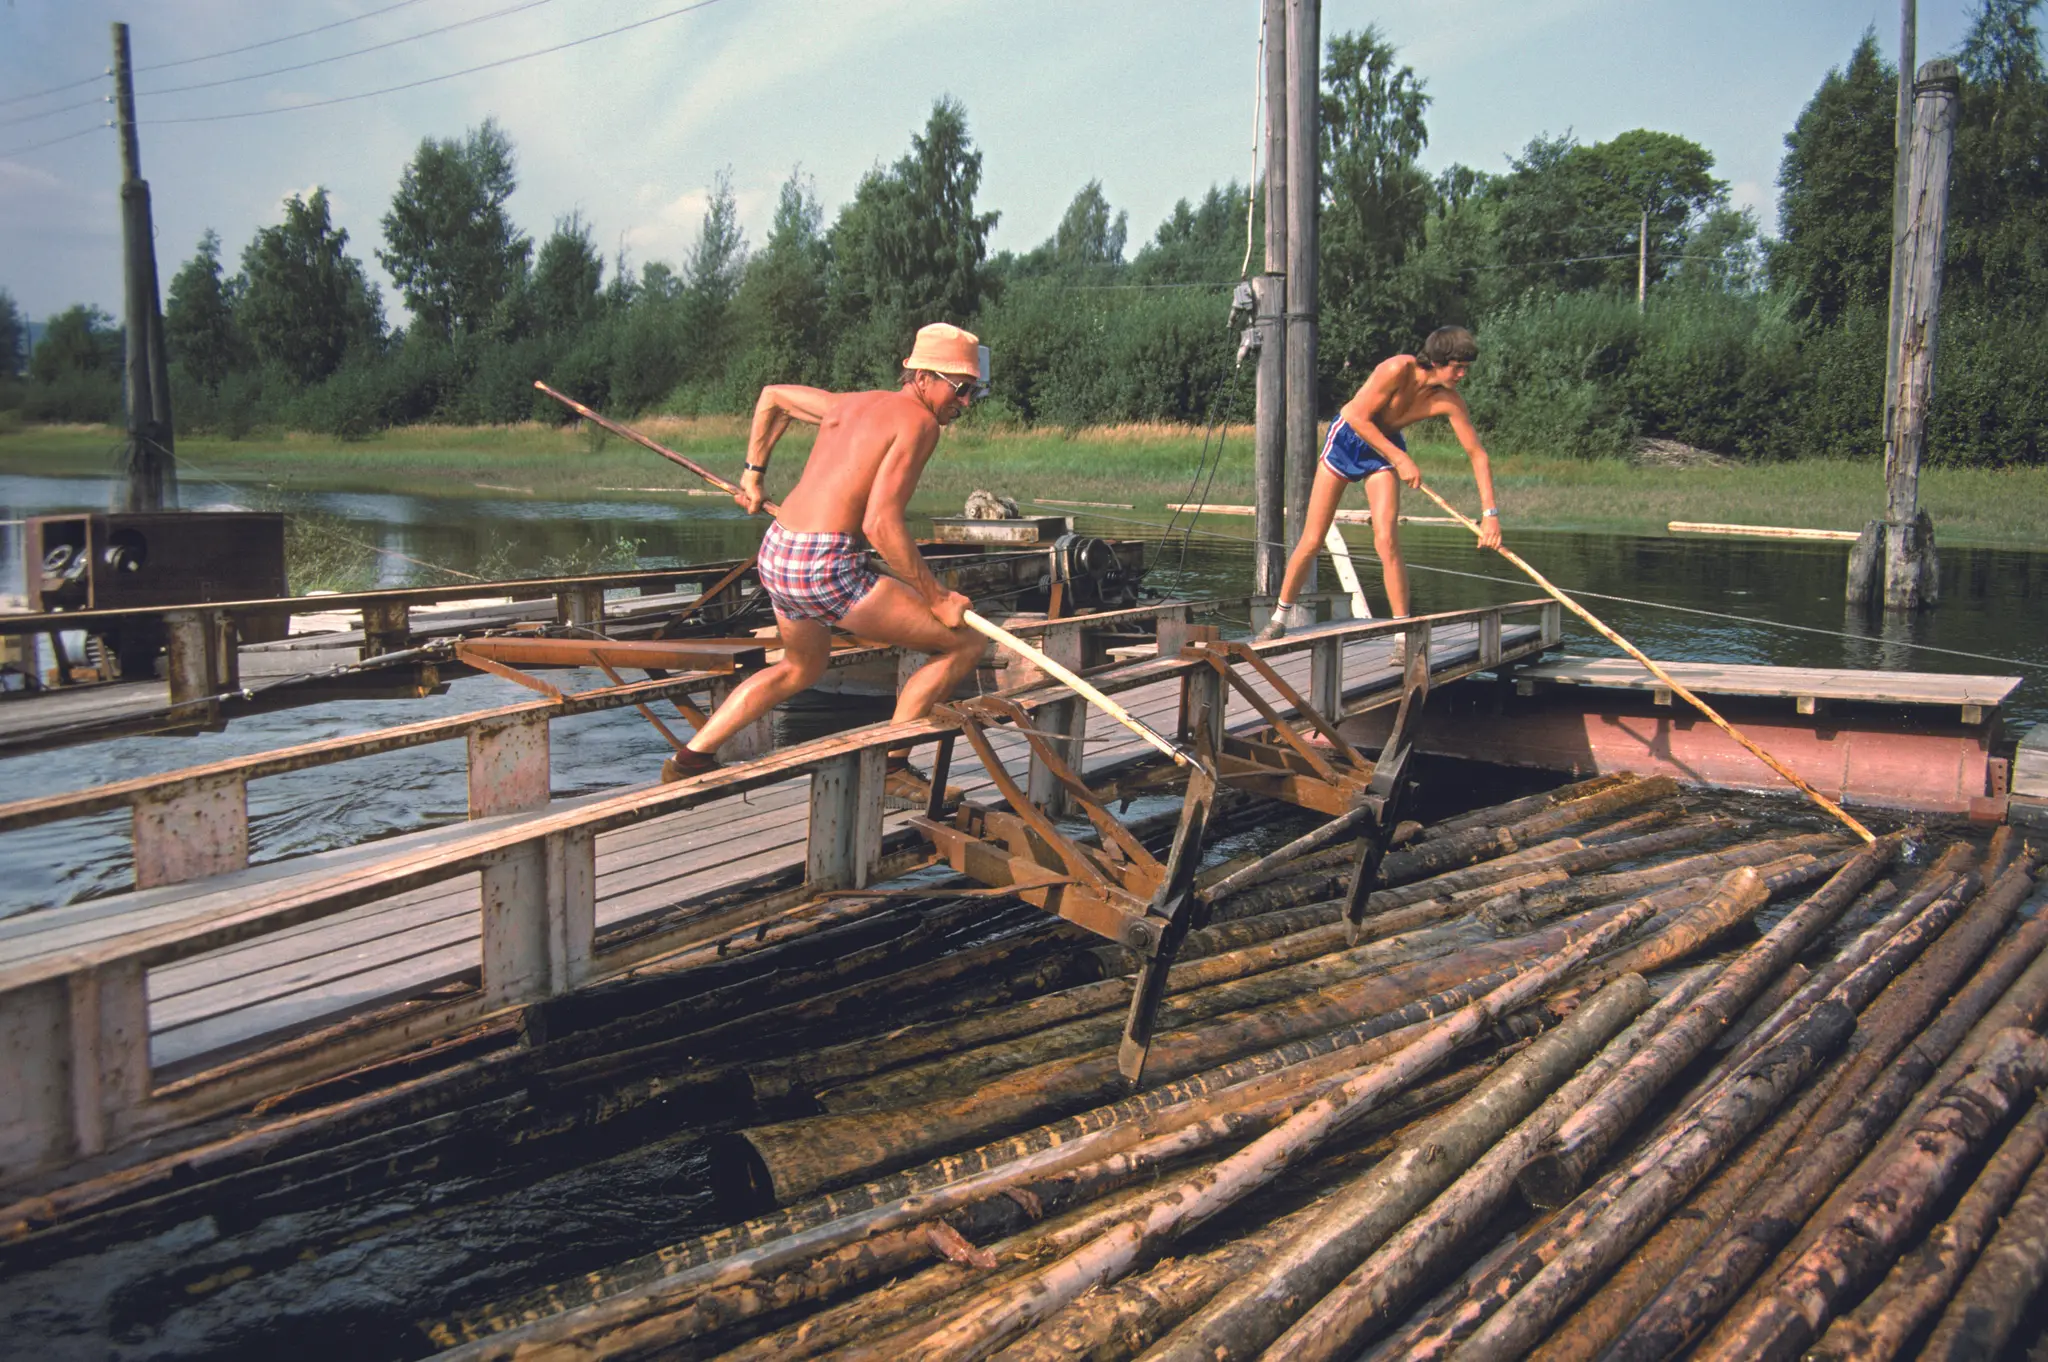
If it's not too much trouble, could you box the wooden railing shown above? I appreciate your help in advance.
[0,599,1555,1179]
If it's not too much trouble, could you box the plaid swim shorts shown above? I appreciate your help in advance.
[756,521,880,623]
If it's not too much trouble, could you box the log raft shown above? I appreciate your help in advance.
[0,595,2040,1358]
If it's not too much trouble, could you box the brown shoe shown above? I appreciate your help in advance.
[661,747,721,783]
[884,761,962,812]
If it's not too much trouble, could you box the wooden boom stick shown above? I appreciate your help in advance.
[534,381,1190,766]
[1410,479,1876,844]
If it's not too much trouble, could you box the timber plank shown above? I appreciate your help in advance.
[1516,656,2021,709]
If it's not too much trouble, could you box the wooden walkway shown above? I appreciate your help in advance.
[0,602,1564,1177]
[141,616,1542,1071]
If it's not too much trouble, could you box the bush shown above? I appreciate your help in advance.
[972,283,1240,427]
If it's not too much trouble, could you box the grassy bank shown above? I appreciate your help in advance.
[4,420,2044,549]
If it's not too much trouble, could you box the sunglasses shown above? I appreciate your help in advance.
[931,370,985,400]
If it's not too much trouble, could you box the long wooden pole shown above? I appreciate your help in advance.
[532,381,1189,765]
[1408,479,1876,843]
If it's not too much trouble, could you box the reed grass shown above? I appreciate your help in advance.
[3,422,2043,548]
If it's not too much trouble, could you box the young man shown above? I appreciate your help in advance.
[1258,326,1504,642]
[662,322,988,807]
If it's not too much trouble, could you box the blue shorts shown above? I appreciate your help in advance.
[1321,418,1405,483]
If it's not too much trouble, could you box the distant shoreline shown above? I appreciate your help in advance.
[2,421,2042,550]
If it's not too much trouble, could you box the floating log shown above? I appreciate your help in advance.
[1697,1028,2048,1361]
[1410,773,1634,841]
[1528,867,2048,1362]
[1602,871,2023,1362]
[1141,976,1651,1362]
[1810,1098,2048,1361]
[894,881,1685,1360]
[1261,966,1714,1362]
[1518,843,1892,1204]
[1429,994,1861,1362]
[1919,1114,2048,1361]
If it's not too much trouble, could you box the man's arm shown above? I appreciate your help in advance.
[1444,397,1503,550]
[739,385,843,513]
[861,415,965,624]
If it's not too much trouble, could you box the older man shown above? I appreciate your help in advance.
[663,323,988,808]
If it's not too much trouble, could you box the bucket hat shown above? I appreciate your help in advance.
[902,323,986,380]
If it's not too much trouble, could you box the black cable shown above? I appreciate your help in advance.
[153,0,737,125]
[0,0,439,108]
[0,122,112,158]
[137,0,565,99]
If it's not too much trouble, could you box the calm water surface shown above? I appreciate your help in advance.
[2,469,2042,916]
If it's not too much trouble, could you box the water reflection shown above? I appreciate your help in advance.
[1,473,2041,918]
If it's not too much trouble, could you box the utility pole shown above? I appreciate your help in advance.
[1848,59,1958,611]
[113,21,177,512]
[1637,210,1648,313]
[1282,0,1320,617]
[1252,0,1288,599]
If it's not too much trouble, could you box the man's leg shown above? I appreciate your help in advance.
[837,578,983,728]
[682,614,833,757]
[1364,467,1409,618]
[1264,462,1351,639]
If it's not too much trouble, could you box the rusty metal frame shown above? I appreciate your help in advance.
[910,697,1219,1082]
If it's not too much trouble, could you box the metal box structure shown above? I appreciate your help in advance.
[27,511,287,612]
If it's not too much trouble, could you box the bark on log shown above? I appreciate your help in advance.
[1263,969,1713,1362]
[1697,1029,2048,1362]
[890,884,1684,1361]
[738,895,1661,1203]
[1519,843,1895,1205]
[1520,1039,1858,1362]
[1700,867,2048,1342]
[1600,878,1984,1360]
[1415,773,1633,842]
[1811,1099,2048,1362]
[1531,871,2048,1362]
[1435,996,1861,1362]
[1920,1118,2048,1362]
[1142,977,1651,1362]
[710,1180,1173,1362]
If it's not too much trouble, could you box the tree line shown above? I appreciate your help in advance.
[1,1,2041,467]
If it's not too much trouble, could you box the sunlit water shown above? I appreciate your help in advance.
[2,470,2042,918]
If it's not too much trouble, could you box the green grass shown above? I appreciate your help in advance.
[5,420,2045,548]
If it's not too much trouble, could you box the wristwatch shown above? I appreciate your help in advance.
[1481,507,1499,519]
[745,462,768,474]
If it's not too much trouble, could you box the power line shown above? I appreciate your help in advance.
[139,0,441,73]
[0,122,112,160]
[138,0,567,99]
[153,0,738,126]
[0,0,440,109]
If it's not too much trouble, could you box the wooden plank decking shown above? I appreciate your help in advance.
[1516,656,2022,712]
[135,617,1535,1069]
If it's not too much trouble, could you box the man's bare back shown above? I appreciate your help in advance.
[766,389,940,536]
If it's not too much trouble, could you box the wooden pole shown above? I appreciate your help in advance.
[1254,0,1287,600]
[1881,0,1917,458]
[1283,0,1320,608]
[112,22,176,512]
[1878,58,1959,611]
[1408,479,1877,842]
[532,381,1189,765]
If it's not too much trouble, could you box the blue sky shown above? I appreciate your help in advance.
[0,1,1977,327]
